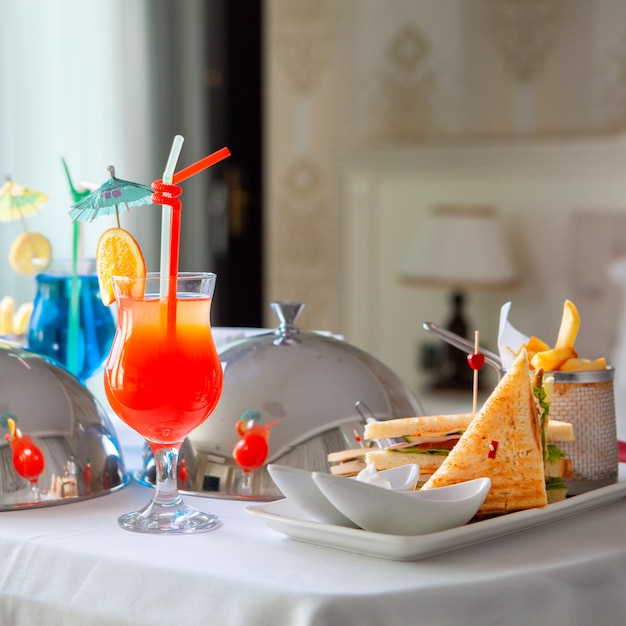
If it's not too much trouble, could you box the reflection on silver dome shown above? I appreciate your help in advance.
[137,302,423,501]
[0,339,128,510]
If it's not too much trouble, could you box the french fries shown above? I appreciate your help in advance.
[531,346,577,372]
[518,300,606,372]
[554,300,580,350]
[524,335,551,362]
[559,357,607,372]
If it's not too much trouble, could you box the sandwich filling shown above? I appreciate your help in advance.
[532,368,574,501]
[327,350,575,514]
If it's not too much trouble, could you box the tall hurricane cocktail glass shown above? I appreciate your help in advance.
[104,273,223,533]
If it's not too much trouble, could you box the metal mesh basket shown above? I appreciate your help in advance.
[549,368,618,494]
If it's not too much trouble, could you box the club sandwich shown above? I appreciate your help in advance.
[327,351,574,511]
[421,349,572,515]
[353,409,573,494]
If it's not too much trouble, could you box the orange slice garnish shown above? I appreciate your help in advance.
[96,228,146,306]
[7,417,17,438]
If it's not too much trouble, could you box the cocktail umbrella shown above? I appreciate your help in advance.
[0,412,19,431]
[0,179,48,226]
[66,165,152,379]
[69,165,153,227]
[1,178,52,276]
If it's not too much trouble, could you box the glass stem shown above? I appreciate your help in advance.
[151,445,183,508]
[30,481,41,503]
[240,471,253,496]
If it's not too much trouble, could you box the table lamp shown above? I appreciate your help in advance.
[399,204,518,389]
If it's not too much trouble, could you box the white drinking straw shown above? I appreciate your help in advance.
[159,134,185,296]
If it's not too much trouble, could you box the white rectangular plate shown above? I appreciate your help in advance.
[246,478,626,561]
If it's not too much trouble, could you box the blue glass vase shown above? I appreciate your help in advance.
[28,260,115,383]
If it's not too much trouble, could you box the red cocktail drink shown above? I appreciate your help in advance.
[105,294,222,446]
[105,273,223,533]
[99,142,230,533]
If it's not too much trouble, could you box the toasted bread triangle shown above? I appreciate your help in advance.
[421,349,547,515]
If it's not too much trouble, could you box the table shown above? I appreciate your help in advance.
[1,461,626,626]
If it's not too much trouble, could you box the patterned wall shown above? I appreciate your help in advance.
[265,0,626,333]
[265,0,337,330]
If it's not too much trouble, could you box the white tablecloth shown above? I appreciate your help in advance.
[1,464,626,626]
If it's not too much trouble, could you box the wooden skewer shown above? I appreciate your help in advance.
[472,330,480,415]
[353,429,365,448]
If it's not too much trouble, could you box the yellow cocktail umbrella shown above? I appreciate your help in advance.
[1,178,52,275]
[0,179,49,223]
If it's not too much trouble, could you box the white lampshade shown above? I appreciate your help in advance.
[399,204,518,290]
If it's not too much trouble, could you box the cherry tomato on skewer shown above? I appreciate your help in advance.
[233,431,270,473]
[9,433,45,483]
[467,352,485,371]
[232,410,280,474]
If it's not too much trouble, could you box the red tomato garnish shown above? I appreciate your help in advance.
[10,435,45,482]
[488,440,499,459]
[417,439,459,451]
[233,433,269,472]
[467,352,485,371]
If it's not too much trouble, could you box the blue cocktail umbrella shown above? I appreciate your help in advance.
[69,165,153,226]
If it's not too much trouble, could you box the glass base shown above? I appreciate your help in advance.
[118,498,220,534]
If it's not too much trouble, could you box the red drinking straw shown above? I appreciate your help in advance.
[172,147,231,184]
[152,144,231,285]
[152,144,231,333]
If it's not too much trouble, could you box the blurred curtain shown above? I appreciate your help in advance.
[145,0,224,274]
[0,0,220,305]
